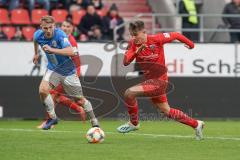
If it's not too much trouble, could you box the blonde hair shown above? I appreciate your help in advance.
[40,15,55,24]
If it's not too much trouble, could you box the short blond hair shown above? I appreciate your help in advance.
[40,15,55,24]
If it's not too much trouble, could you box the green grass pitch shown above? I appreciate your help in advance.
[0,120,240,160]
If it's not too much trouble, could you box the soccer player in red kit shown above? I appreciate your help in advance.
[117,20,204,140]
[37,20,86,128]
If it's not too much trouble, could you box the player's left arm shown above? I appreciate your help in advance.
[123,41,137,66]
[160,32,195,49]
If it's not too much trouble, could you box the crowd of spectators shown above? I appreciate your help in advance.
[2,0,239,43]
[0,0,125,41]
[179,0,240,43]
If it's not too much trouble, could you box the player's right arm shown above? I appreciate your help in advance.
[123,41,145,66]
[123,41,136,66]
[33,31,40,64]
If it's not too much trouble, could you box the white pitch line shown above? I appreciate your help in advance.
[123,132,240,141]
[0,128,240,141]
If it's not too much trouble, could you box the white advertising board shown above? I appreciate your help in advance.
[0,42,238,77]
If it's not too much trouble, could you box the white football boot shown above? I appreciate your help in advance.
[195,120,205,140]
[117,122,140,133]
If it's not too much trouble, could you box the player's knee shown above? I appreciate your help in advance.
[77,97,85,106]
[161,108,169,115]
[39,86,49,97]
[158,104,170,115]
[81,99,93,112]
[124,89,135,100]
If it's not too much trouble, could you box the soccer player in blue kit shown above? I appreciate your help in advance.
[33,16,99,130]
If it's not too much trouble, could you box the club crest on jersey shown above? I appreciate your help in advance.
[150,44,155,50]
[64,38,69,43]
[52,40,57,47]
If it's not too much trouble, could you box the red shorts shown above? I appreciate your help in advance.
[141,78,168,104]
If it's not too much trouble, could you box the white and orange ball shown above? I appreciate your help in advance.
[86,127,105,143]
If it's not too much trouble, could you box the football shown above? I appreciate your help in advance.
[86,127,105,143]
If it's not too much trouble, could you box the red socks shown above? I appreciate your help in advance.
[124,97,198,128]
[168,108,198,128]
[58,95,86,121]
[58,95,81,112]
[49,88,86,121]
[125,98,139,126]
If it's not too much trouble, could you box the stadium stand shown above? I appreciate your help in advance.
[31,9,48,25]
[22,26,36,41]
[0,0,153,41]
[0,8,10,24]
[11,9,31,25]
[102,0,153,32]
[96,9,107,17]
[51,9,69,23]
[2,26,16,40]
[72,9,86,25]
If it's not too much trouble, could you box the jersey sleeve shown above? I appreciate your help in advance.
[69,35,78,47]
[58,30,71,48]
[158,32,194,49]
[123,40,136,66]
[69,35,78,54]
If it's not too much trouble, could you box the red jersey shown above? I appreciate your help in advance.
[124,32,194,80]
[69,34,81,76]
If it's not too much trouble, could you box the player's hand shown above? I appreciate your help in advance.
[136,44,146,54]
[184,44,194,50]
[32,54,39,64]
[42,44,53,53]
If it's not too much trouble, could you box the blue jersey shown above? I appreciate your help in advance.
[34,28,75,76]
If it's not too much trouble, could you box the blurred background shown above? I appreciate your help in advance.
[0,0,240,120]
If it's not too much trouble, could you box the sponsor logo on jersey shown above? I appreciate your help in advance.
[163,33,170,38]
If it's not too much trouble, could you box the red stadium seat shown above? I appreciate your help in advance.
[0,9,10,24]
[2,26,16,40]
[22,26,36,41]
[116,4,150,12]
[72,10,86,25]
[96,9,107,17]
[51,9,68,23]
[32,9,49,24]
[11,9,31,25]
